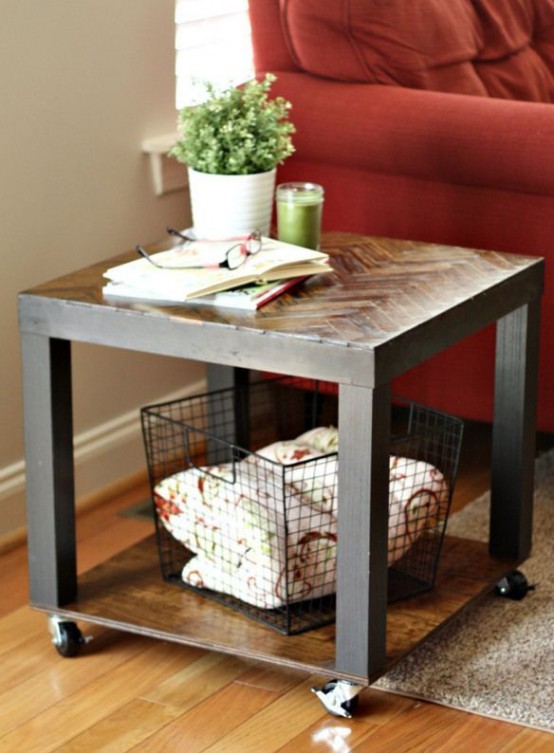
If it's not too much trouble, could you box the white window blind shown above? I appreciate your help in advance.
[175,0,254,109]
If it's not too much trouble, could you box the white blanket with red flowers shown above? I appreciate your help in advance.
[154,427,447,609]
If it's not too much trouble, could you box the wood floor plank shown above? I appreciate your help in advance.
[52,698,181,753]
[0,639,202,753]
[350,702,463,752]
[0,628,78,695]
[131,679,280,753]
[0,606,45,650]
[275,716,377,753]
[424,713,522,752]
[273,683,417,748]
[0,630,148,743]
[499,728,554,752]
[198,677,328,753]
[234,662,307,694]
[140,651,256,711]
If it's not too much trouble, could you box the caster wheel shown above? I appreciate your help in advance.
[312,679,362,718]
[48,616,88,657]
[340,694,359,718]
[495,570,535,601]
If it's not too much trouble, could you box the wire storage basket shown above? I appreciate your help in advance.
[141,376,463,635]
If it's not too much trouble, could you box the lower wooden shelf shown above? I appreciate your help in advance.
[32,534,517,685]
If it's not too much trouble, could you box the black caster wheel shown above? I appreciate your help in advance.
[495,570,535,601]
[312,679,362,718]
[48,616,89,657]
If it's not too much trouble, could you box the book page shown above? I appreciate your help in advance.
[103,237,330,300]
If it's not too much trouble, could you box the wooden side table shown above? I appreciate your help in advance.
[18,233,543,690]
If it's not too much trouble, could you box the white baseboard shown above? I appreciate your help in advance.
[0,377,206,540]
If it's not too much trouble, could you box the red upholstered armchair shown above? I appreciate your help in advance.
[249,0,554,432]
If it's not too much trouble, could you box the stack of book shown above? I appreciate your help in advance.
[102,236,331,310]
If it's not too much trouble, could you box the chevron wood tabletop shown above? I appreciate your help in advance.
[21,232,542,353]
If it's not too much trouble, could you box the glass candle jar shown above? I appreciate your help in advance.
[276,182,324,250]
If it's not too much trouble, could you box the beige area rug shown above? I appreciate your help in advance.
[375,449,554,732]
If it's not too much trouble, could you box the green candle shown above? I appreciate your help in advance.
[276,182,324,250]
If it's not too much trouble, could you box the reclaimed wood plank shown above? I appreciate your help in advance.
[30,534,518,685]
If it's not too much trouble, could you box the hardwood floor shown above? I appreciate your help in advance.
[1,422,552,752]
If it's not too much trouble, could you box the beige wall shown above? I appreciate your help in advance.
[0,0,205,538]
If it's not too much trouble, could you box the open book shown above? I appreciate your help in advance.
[103,237,331,303]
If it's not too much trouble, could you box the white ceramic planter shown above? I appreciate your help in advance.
[188,167,277,239]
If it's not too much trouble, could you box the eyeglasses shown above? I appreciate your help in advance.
[136,228,262,271]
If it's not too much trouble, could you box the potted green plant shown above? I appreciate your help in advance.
[170,74,295,239]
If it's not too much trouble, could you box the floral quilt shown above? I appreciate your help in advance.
[154,427,448,609]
